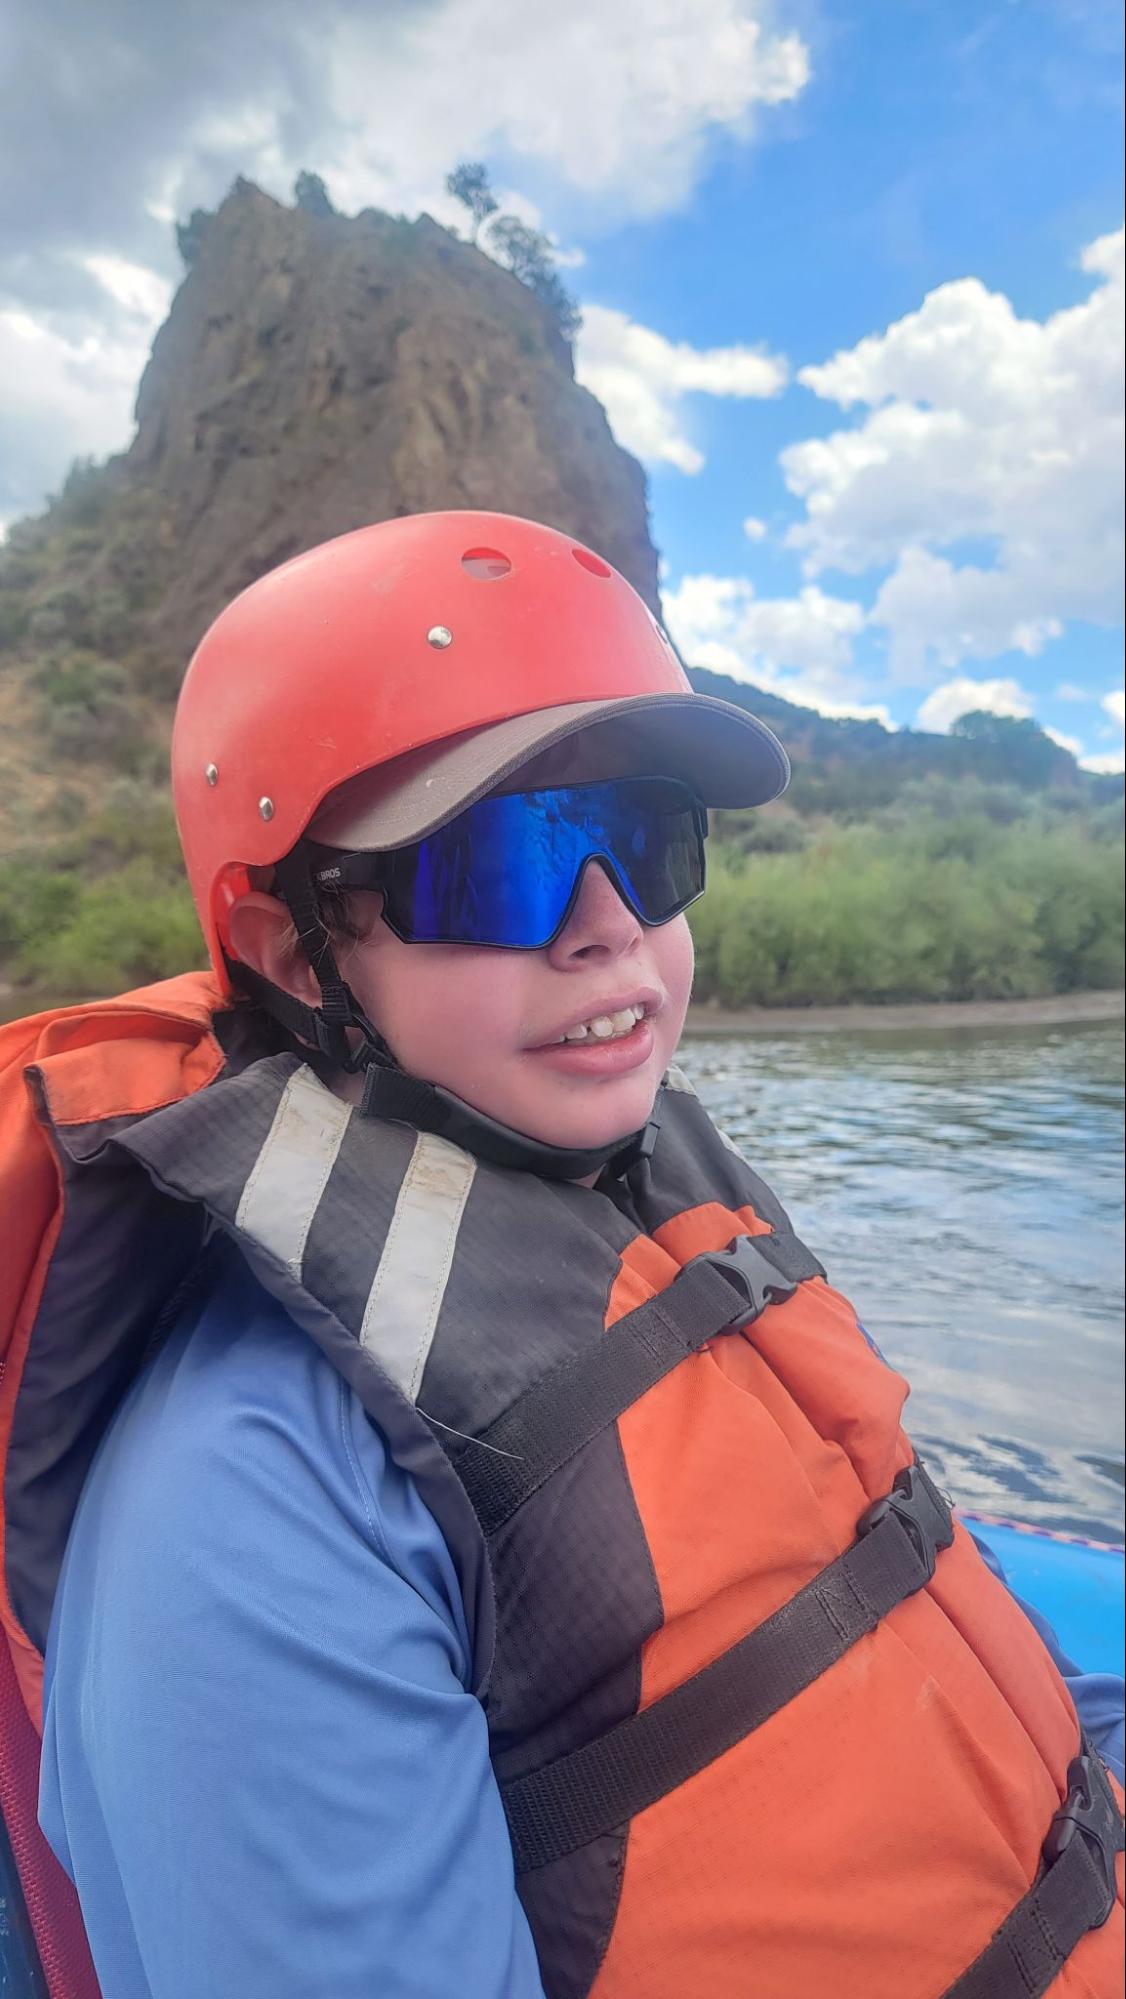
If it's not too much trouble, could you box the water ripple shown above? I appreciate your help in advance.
[676,1020,1125,1542]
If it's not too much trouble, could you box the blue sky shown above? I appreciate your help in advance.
[2,0,1123,765]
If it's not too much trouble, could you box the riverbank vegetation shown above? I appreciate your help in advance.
[690,786,1124,1007]
[2,775,1121,1017]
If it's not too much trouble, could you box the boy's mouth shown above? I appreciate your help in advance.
[525,992,660,1077]
[552,1002,647,1045]
[530,989,660,1050]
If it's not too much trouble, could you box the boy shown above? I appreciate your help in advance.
[7,513,1121,1997]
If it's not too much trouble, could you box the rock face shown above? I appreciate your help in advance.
[125,181,658,663]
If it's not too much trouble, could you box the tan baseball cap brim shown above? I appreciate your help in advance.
[309,691,789,852]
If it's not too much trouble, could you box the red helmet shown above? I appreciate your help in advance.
[172,510,787,982]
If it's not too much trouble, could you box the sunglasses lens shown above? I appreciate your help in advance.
[380,778,705,947]
[607,790,703,924]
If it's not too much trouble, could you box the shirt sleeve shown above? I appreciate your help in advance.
[970,1529,1125,1785]
[40,1260,546,1999]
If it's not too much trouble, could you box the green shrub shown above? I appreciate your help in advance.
[35,649,146,771]
[711,807,809,855]
[0,595,30,650]
[0,867,83,961]
[2,859,202,998]
[33,649,126,704]
[0,789,200,1003]
[54,458,112,529]
[691,817,1124,1007]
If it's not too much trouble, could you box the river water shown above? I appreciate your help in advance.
[675,1019,1125,1545]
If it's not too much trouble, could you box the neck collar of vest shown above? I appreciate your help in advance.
[229,958,662,1183]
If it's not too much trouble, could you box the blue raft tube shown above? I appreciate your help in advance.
[963,1511,1125,1679]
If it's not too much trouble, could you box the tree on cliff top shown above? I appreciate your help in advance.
[446,161,499,243]
[294,170,335,217]
[175,207,214,265]
[486,215,581,341]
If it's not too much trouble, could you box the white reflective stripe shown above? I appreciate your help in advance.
[664,1064,697,1094]
[235,1066,353,1280]
[359,1131,476,1401]
[665,1064,748,1159]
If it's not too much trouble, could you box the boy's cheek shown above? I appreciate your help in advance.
[654,916,696,1043]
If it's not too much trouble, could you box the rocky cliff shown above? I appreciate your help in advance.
[0,179,659,845]
[129,181,660,654]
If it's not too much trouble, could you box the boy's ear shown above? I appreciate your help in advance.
[227,891,321,1009]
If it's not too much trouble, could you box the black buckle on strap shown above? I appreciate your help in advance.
[1042,1749,1122,1924]
[856,1462,954,1584]
[701,1234,799,1324]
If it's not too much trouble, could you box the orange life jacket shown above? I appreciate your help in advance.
[1,976,1122,1999]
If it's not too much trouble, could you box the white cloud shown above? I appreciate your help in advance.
[870,547,1064,675]
[915,676,1032,733]
[0,252,174,529]
[321,0,809,223]
[1055,682,1093,701]
[663,572,891,722]
[742,515,768,540]
[1078,687,1126,771]
[0,308,153,530]
[575,305,787,473]
[1043,726,1082,757]
[80,254,173,323]
[781,227,1124,678]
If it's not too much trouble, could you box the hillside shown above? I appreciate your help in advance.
[0,179,1120,1013]
[688,670,1122,814]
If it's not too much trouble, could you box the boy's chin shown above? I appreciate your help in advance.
[516,1080,661,1156]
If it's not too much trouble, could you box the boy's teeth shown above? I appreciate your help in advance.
[559,1004,645,1044]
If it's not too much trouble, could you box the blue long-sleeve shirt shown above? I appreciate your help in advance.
[39,1246,1123,1999]
[40,1248,546,1999]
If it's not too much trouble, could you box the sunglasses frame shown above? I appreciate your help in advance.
[308,775,709,950]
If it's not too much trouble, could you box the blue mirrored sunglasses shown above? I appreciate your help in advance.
[309,775,708,949]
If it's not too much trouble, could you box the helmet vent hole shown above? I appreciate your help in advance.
[572,547,611,579]
[461,547,512,580]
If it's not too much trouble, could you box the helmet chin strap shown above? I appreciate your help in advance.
[357,1056,661,1182]
[230,856,662,1185]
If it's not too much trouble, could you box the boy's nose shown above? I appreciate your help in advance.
[547,860,644,965]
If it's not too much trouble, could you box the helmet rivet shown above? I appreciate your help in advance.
[258,796,275,821]
[204,762,219,786]
[427,625,453,649]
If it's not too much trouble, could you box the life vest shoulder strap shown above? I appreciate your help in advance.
[445,1228,825,1535]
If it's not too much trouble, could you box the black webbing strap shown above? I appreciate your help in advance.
[229,960,349,1059]
[446,1232,825,1536]
[360,1062,660,1182]
[361,1062,441,1130]
[942,1741,1124,1999]
[502,1461,953,1874]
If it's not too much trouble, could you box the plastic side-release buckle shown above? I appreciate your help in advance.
[1042,1748,1124,1925]
[701,1232,800,1326]
[855,1461,955,1584]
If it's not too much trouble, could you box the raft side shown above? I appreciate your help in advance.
[964,1512,1125,1679]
